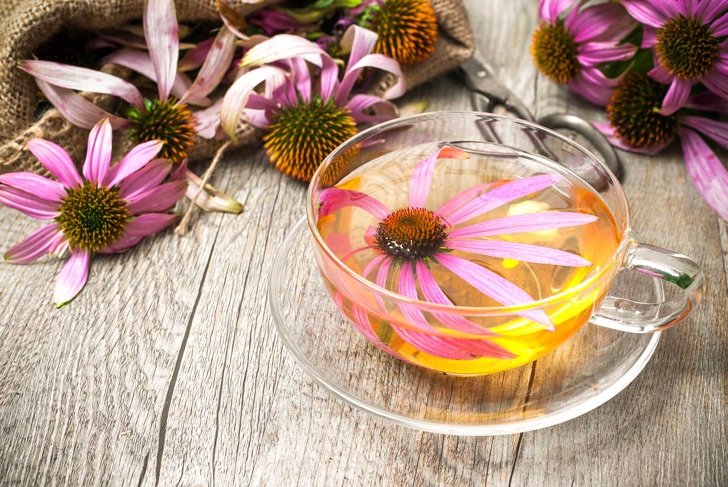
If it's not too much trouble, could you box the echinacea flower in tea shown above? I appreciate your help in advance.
[0,119,185,307]
[622,0,728,114]
[531,0,637,105]
[221,25,404,182]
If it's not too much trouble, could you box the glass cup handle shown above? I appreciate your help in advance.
[590,242,704,333]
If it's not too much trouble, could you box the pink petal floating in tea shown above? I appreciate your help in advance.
[441,174,561,226]
[395,261,436,332]
[435,182,495,221]
[318,187,390,219]
[447,239,592,267]
[362,253,388,279]
[447,211,598,239]
[409,145,469,208]
[436,253,554,329]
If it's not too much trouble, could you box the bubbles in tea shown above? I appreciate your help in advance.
[316,142,622,375]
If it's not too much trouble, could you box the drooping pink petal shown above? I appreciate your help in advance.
[220,65,287,139]
[241,34,325,68]
[144,0,180,101]
[35,79,129,130]
[567,72,614,106]
[3,223,63,264]
[20,60,144,109]
[0,186,59,219]
[119,158,171,199]
[26,139,82,189]
[319,55,339,102]
[447,239,592,267]
[435,182,495,220]
[436,253,553,329]
[678,128,728,220]
[318,187,390,219]
[178,37,213,71]
[82,118,112,185]
[577,42,637,66]
[99,235,143,254]
[105,140,164,187]
[539,0,574,22]
[123,213,178,238]
[243,108,271,129]
[648,63,673,83]
[593,121,669,155]
[448,211,598,239]
[350,301,395,352]
[660,78,692,115]
[0,172,67,202]
[681,116,728,150]
[336,53,406,105]
[621,0,667,27]
[126,180,187,214]
[53,249,91,308]
[567,3,636,43]
[685,91,728,112]
[642,25,657,48]
[409,146,468,208]
[103,49,193,102]
[702,68,728,99]
[181,27,237,104]
[346,94,398,123]
[441,174,561,226]
[193,98,224,139]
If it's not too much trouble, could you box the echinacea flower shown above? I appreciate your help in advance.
[0,119,185,307]
[597,74,728,220]
[622,0,728,115]
[20,0,242,214]
[317,146,598,358]
[530,0,637,105]
[221,25,404,181]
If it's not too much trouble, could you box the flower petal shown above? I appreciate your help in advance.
[26,139,82,189]
[318,187,390,219]
[447,239,592,267]
[409,146,468,208]
[20,60,144,109]
[119,158,172,199]
[346,95,398,124]
[436,253,553,329]
[126,180,187,214]
[678,128,728,220]
[567,69,614,106]
[192,98,224,139]
[99,236,143,254]
[103,49,193,102]
[34,78,129,130]
[440,174,561,225]
[241,34,324,67]
[0,172,67,202]
[594,121,668,155]
[124,213,178,238]
[448,211,598,239]
[621,0,667,27]
[339,25,378,69]
[82,118,113,185]
[660,78,692,115]
[106,139,164,187]
[648,63,673,84]
[53,249,91,308]
[680,116,728,150]
[144,0,180,101]
[0,186,59,219]
[435,182,495,220]
[685,91,728,112]
[709,11,728,36]
[336,53,405,105]
[702,69,728,99]
[577,41,637,66]
[4,223,63,264]
[320,55,339,102]
[568,3,636,43]
[181,26,237,104]
[539,0,574,22]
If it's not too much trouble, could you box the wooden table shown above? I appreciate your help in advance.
[1,1,726,485]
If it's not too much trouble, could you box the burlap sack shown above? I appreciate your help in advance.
[0,0,474,175]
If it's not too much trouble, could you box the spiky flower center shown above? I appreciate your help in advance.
[263,97,358,182]
[376,207,447,261]
[56,183,131,252]
[365,0,439,65]
[127,98,196,165]
[607,73,677,149]
[530,21,579,84]
[656,16,719,79]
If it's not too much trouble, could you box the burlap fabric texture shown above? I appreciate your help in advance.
[0,0,474,175]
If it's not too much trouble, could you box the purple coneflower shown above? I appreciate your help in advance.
[318,146,598,358]
[530,0,637,105]
[221,25,404,181]
[0,119,185,307]
[19,0,241,213]
[622,0,728,114]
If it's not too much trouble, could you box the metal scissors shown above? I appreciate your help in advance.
[458,56,623,182]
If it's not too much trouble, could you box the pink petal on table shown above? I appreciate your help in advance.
[126,180,187,214]
[4,223,63,264]
[447,239,592,267]
[119,158,171,199]
[409,146,468,208]
[26,139,82,189]
[99,236,143,254]
[435,182,495,221]
[681,116,728,150]
[318,187,390,220]
[20,60,144,109]
[621,0,667,28]
[660,78,692,116]
[448,212,598,239]
[53,249,91,308]
[181,26,237,104]
[35,79,128,130]
[436,253,553,329]
[106,140,164,187]
[124,213,178,238]
[144,0,179,101]
[0,185,59,219]
[678,128,728,221]
[0,172,67,202]
[336,53,405,104]
[442,174,561,226]
[82,119,112,185]
[103,49,193,102]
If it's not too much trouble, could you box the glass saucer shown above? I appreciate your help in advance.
[269,218,663,435]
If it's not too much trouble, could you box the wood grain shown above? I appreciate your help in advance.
[1,0,726,485]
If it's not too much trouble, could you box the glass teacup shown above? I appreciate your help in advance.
[306,112,703,376]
